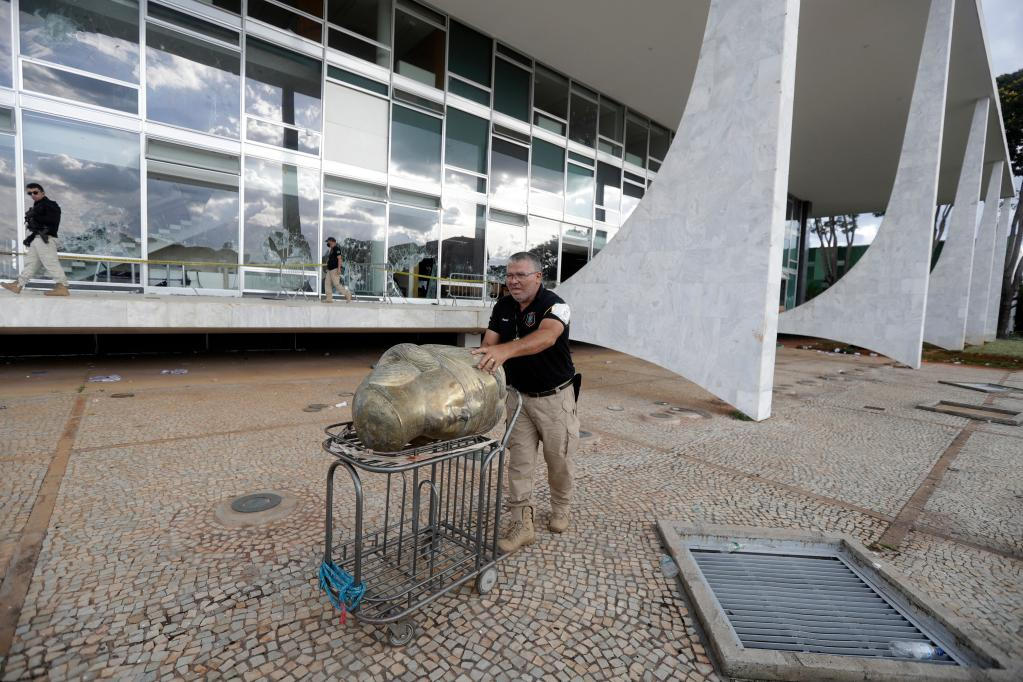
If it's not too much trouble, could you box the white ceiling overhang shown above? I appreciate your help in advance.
[429,0,1013,216]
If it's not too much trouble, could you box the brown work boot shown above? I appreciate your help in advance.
[1,281,22,294]
[497,506,535,554]
[548,509,570,534]
[45,283,70,297]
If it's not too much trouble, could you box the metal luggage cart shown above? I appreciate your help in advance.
[320,392,521,646]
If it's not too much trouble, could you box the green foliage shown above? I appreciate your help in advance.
[997,68,1023,176]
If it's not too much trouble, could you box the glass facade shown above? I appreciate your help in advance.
[0,0,684,299]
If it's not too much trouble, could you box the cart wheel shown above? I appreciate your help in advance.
[387,621,416,647]
[475,567,499,595]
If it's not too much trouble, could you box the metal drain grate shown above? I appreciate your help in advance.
[692,550,955,663]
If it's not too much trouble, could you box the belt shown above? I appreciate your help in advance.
[522,377,574,398]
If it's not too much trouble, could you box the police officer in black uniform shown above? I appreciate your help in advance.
[472,251,579,553]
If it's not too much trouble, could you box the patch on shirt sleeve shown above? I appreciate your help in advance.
[549,303,571,325]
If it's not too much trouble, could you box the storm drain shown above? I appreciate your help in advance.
[691,550,953,662]
[657,524,1009,681]
[938,380,1023,395]
[917,400,1023,425]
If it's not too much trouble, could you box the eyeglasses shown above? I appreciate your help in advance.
[26,191,41,196]
[504,271,539,282]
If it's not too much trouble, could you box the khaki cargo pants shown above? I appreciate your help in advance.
[17,237,67,287]
[505,387,579,515]
[324,267,352,301]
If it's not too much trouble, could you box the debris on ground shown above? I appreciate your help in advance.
[88,375,122,383]
[160,369,188,375]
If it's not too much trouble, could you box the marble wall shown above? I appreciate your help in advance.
[556,0,800,420]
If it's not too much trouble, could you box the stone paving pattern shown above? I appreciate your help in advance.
[0,346,1021,680]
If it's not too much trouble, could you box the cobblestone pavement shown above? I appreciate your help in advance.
[1,345,1021,680]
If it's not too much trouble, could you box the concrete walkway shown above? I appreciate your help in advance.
[0,344,1021,680]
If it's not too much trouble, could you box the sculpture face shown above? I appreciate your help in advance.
[353,344,507,452]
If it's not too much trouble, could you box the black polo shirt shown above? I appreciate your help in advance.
[487,287,574,394]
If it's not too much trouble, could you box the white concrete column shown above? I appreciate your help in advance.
[965,161,1004,345]
[556,0,800,421]
[778,0,955,368]
[985,188,1015,340]
[924,97,988,350]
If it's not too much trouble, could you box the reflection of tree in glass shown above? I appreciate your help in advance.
[528,236,560,284]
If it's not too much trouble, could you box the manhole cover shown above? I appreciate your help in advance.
[231,493,282,513]
[110,393,135,398]
[917,401,1022,425]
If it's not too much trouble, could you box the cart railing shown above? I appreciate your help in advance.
[320,391,522,632]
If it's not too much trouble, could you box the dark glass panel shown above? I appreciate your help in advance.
[448,21,491,86]
[530,138,564,195]
[490,137,528,206]
[565,164,593,220]
[448,77,489,105]
[327,64,388,95]
[390,104,442,183]
[596,161,621,211]
[569,93,597,148]
[147,3,239,44]
[327,27,389,67]
[393,9,444,89]
[599,97,624,142]
[526,216,559,287]
[247,0,322,43]
[625,115,648,168]
[327,0,390,44]
[445,108,488,174]
[533,65,567,119]
[649,123,670,160]
[493,59,529,121]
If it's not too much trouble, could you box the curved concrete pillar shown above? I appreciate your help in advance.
[556,0,800,421]
[965,161,1004,345]
[924,97,988,350]
[777,0,955,368]
[984,186,1015,341]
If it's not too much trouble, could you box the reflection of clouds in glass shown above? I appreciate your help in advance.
[147,176,238,259]
[146,45,240,138]
[323,194,387,242]
[244,82,321,131]
[23,113,141,256]
[22,61,137,113]
[242,157,319,263]
[388,205,437,247]
[0,135,16,244]
[20,0,140,83]
[486,221,525,273]
[489,174,527,206]
[0,1,12,88]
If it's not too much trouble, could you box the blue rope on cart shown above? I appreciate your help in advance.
[319,560,366,624]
